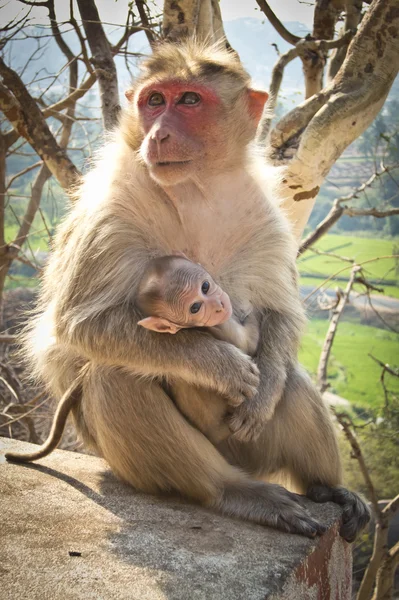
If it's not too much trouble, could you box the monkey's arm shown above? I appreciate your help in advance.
[228,308,301,441]
[211,312,259,356]
[51,212,259,407]
[210,319,248,350]
[60,305,259,406]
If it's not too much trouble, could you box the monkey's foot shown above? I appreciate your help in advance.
[220,482,327,538]
[307,484,371,542]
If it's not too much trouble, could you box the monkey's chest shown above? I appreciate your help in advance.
[162,196,268,271]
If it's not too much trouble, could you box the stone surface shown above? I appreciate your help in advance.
[0,438,352,600]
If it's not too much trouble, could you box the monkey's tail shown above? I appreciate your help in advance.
[5,377,83,463]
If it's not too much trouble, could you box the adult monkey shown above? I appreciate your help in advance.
[18,41,369,541]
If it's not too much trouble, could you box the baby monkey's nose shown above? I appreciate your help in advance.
[215,300,224,312]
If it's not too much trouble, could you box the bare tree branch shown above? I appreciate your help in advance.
[298,165,397,255]
[344,207,399,218]
[317,263,360,393]
[335,409,379,514]
[43,72,97,117]
[328,0,363,81]
[0,61,79,190]
[77,0,120,130]
[257,47,298,142]
[258,31,355,143]
[255,0,301,45]
[269,0,399,238]
[5,160,42,190]
[368,355,399,380]
[136,0,156,48]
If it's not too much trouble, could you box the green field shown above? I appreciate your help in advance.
[299,319,399,410]
[298,233,399,299]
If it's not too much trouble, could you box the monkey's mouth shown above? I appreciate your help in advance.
[156,161,192,167]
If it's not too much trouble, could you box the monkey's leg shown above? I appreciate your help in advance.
[172,381,231,444]
[80,365,326,538]
[223,365,371,542]
[5,380,81,463]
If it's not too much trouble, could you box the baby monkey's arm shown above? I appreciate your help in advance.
[211,312,259,356]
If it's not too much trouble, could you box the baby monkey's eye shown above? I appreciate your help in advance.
[179,92,201,105]
[148,92,165,106]
[190,302,202,314]
[201,281,210,295]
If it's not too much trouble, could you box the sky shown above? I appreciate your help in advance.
[2,0,314,29]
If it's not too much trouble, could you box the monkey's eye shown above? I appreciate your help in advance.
[148,93,165,106]
[190,302,202,314]
[201,281,210,295]
[179,92,201,105]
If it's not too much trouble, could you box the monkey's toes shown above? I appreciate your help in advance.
[277,512,327,538]
[273,491,327,538]
[307,484,371,542]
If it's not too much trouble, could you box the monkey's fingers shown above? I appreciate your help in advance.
[227,400,271,442]
[307,484,371,543]
[223,356,260,407]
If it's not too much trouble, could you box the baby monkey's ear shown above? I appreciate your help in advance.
[137,316,182,334]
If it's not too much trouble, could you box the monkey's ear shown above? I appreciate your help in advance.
[247,89,269,124]
[137,317,182,334]
[125,88,134,102]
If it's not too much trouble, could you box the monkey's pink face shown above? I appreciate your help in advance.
[137,80,224,185]
[180,278,233,328]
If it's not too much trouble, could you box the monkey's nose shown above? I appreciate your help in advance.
[215,301,224,313]
[151,127,170,143]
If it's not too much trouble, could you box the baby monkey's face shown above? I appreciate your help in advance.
[138,258,233,334]
[176,271,232,328]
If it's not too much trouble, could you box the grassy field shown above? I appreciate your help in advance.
[299,319,399,410]
[298,233,399,298]
[298,233,398,280]
[300,276,399,299]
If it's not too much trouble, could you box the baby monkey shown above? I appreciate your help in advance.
[6,255,258,464]
[137,255,259,442]
[137,255,259,356]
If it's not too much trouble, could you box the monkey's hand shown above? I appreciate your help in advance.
[227,363,286,441]
[215,347,260,407]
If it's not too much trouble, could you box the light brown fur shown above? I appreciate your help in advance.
[13,40,369,540]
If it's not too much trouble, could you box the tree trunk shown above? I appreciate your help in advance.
[328,0,363,81]
[371,544,399,600]
[77,0,120,130]
[0,133,7,328]
[268,0,399,237]
[163,0,227,42]
[300,0,344,98]
[0,68,79,191]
